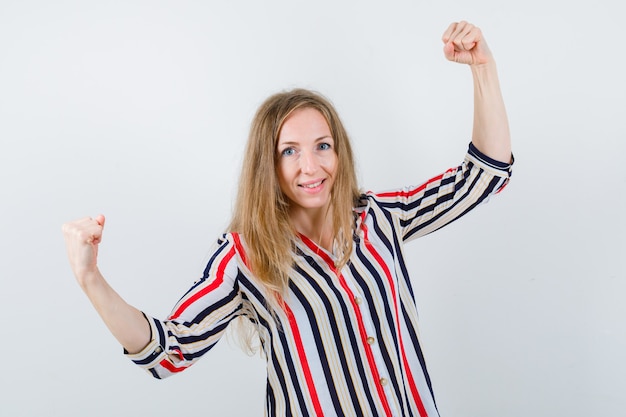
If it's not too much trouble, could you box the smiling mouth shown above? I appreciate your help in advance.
[299,179,325,189]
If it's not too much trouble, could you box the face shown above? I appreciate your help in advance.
[276,107,338,221]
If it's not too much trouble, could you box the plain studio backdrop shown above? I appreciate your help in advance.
[0,1,624,416]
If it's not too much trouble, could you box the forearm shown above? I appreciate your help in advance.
[471,61,512,163]
[80,269,152,354]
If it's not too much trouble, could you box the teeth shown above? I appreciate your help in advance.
[302,180,323,189]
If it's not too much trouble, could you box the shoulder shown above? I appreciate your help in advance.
[211,232,254,273]
[201,232,251,279]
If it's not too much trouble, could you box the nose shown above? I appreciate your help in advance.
[299,150,318,175]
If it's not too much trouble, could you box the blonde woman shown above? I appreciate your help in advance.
[62,21,512,416]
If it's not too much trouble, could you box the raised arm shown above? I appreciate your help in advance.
[442,21,512,163]
[62,215,151,354]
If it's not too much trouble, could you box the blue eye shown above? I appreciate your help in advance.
[318,143,331,150]
[281,148,295,157]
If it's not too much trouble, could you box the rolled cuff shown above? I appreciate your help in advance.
[468,142,514,173]
[123,313,167,369]
[466,142,513,194]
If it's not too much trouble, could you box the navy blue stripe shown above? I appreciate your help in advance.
[401,163,469,225]
[365,206,395,254]
[400,300,435,407]
[176,236,231,302]
[351,244,406,416]
[376,208,418,416]
[237,274,296,416]
[295,249,378,414]
[345,267,395,416]
[130,318,166,366]
[174,287,240,328]
[384,217,430,411]
[173,317,230,347]
[292,257,366,416]
[155,317,166,349]
[269,298,311,416]
[238,287,295,417]
[269,338,294,417]
[238,272,275,319]
[375,173,457,214]
[402,163,481,240]
[468,142,512,170]
[266,380,276,417]
[289,269,345,415]
[256,311,294,417]
[133,355,158,367]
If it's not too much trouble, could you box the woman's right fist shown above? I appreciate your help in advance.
[62,214,106,285]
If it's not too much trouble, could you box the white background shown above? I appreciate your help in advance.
[1,1,624,416]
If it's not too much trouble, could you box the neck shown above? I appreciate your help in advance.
[290,206,334,252]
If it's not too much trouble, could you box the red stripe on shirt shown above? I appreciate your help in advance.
[361,223,428,417]
[375,169,454,199]
[282,301,325,416]
[234,233,323,413]
[231,233,250,269]
[159,358,188,373]
[169,245,236,320]
[299,234,393,417]
[337,275,394,416]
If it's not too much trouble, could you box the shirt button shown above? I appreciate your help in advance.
[366,336,375,345]
[355,297,363,305]
[380,378,388,386]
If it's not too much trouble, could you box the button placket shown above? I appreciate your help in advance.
[339,266,392,404]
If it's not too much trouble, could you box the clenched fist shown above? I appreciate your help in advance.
[62,214,106,286]
[442,21,494,66]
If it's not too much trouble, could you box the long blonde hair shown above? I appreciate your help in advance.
[229,88,361,302]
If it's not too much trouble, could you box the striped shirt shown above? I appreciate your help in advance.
[126,143,513,416]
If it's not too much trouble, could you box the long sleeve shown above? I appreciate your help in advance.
[369,143,512,242]
[124,234,245,379]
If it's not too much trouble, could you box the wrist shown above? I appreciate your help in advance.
[470,60,502,93]
[76,267,104,292]
[470,59,498,73]
[470,58,496,71]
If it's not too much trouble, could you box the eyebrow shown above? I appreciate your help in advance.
[277,135,333,147]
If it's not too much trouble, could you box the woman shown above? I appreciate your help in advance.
[62,21,512,416]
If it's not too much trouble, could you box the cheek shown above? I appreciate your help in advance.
[324,153,339,177]
[276,162,291,188]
